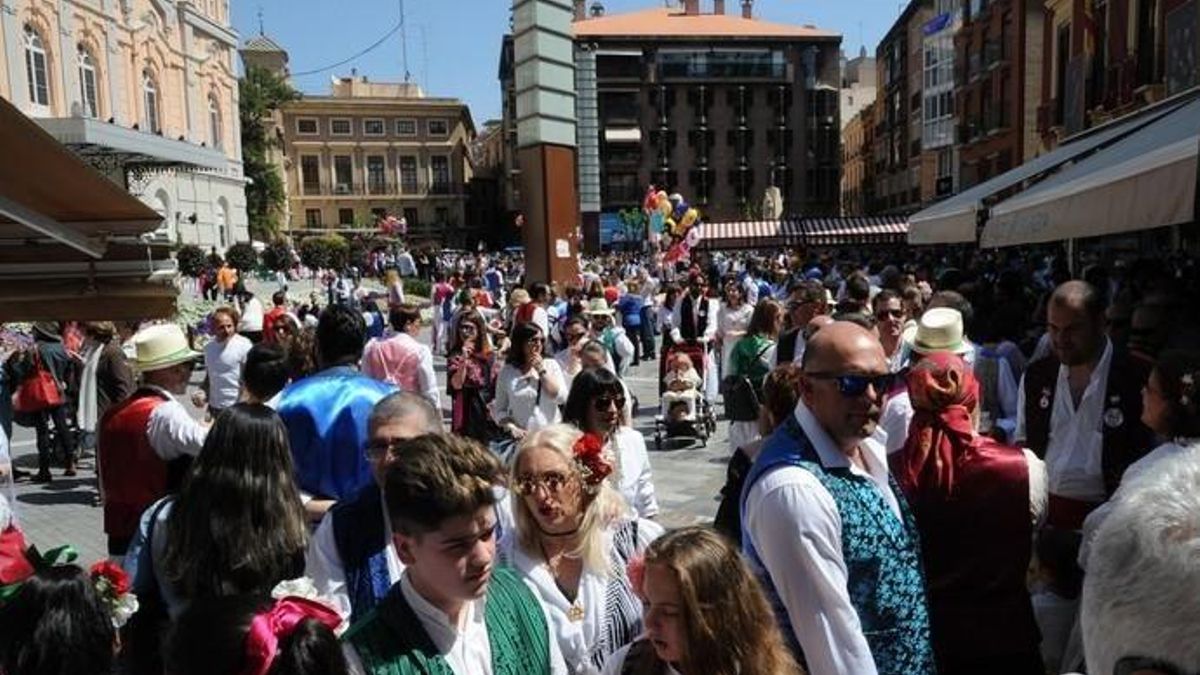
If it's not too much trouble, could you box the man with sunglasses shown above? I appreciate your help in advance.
[670,272,719,400]
[777,280,829,367]
[741,322,935,675]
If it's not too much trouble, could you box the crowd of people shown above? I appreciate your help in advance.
[0,242,1198,675]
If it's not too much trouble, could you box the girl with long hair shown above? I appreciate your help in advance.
[726,299,785,454]
[601,526,802,675]
[492,322,565,439]
[564,368,657,518]
[446,311,495,442]
[0,563,118,675]
[504,424,663,674]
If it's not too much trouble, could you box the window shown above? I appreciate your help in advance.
[142,70,160,133]
[300,155,321,193]
[363,119,385,136]
[208,94,222,150]
[403,208,419,229]
[24,25,50,109]
[430,156,451,192]
[435,207,449,224]
[396,118,417,136]
[330,118,352,135]
[366,155,387,193]
[399,156,418,193]
[305,209,322,227]
[338,208,355,225]
[427,119,449,136]
[296,117,318,135]
[78,46,98,118]
[333,155,353,191]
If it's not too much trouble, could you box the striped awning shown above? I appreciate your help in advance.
[694,220,795,250]
[802,216,909,246]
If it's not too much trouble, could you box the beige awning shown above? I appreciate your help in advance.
[982,97,1200,248]
[0,97,177,321]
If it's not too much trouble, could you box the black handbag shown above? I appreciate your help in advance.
[722,343,771,423]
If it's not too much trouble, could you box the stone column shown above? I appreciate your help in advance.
[512,0,579,285]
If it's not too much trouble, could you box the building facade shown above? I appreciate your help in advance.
[920,0,960,200]
[0,0,248,248]
[872,0,934,213]
[276,76,475,245]
[841,100,875,214]
[840,47,877,129]
[953,0,1044,188]
[500,0,842,238]
[1036,0,1198,150]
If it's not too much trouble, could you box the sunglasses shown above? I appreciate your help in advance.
[513,471,572,496]
[1114,656,1198,675]
[593,395,626,411]
[364,438,406,461]
[805,372,894,398]
[875,309,904,320]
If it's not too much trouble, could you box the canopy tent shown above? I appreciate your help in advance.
[0,97,176,322]
[982,96,1199,248]
[906,99,1186,245]
[695,217,907,250]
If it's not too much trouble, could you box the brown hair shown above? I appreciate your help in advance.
[643,527,802,675]
[388,303,422,332]
[746,299,784,339]
[762,363,803,427]
[384,433,503,536]
[211,306,240,326]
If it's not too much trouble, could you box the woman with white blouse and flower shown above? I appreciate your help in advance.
[492,322,566,439]
[503,424,662,675]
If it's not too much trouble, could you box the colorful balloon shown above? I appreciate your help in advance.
[679,208,699,229]
[685,226,702,247]
[657,198,673,217]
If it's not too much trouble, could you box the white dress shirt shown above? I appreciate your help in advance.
[203,334,252,409]
[742,401,900,675]
[609,427,659,518]
[492,361,566,432]
[668,295,718,345]
[1016,339,1113,502]
[144,386,208,461]
[344,570,569,675]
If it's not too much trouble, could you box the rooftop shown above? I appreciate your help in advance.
[241,34,288,54]
[571,7,838,40]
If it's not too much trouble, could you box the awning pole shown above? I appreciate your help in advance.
[0,193,107,258]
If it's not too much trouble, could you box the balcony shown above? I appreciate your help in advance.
[428,182,466,196]
[367,181,396,196]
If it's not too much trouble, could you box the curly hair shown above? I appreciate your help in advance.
[383,433,504,536]
[643,527,802,675]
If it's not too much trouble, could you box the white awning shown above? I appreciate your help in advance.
[603,127,642,143]
[982,97,1200,248]
[906,100,1184,244]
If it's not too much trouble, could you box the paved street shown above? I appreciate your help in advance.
[7,325,731,563]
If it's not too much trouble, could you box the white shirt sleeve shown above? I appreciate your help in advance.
[744,469,879,675]
[543,359,568,405]
[620,430,659,519]
[146,400,208,461]
[995,358,1020,442]
[532,306,550,338]
[305,512,353,621]
[417,346,441,411]
[669,303,684,344]
[701,299,718,343]
[1015,373,1028,445]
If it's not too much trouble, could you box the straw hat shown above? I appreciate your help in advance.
[132,324,200,372]
[583,298,615,316]
[908,308,971,355]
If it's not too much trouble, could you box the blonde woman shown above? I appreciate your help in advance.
[602,526,803,675]
[504,424,663,674]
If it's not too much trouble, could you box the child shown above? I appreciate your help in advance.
[661,352,702,422]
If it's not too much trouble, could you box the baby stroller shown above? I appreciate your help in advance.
[653,342,717,450]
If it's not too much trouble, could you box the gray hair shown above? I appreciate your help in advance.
[1081,443,1200,674]
[368,391,443,436]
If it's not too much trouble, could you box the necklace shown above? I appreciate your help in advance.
[540,540,585,622]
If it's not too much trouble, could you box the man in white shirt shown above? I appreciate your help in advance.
[194,307,252,416]
[741,322,935,675]
[342,433,566,674]
[360,304,440,410]
[670,273,719,400]
[236,290,265,342]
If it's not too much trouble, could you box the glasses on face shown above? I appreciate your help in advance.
[513,471,572,496]
[593,395,626,411]
[875,308,904,321]
[805,372,894,398]
[364,438,405,461]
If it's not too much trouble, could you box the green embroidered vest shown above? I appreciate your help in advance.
[343,566,552,675]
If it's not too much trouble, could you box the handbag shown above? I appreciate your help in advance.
[722,343,771,423]
[13,350,63,414]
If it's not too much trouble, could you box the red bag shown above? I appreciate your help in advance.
[13,350,63,413]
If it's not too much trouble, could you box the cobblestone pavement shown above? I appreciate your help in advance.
[9,325,731,563]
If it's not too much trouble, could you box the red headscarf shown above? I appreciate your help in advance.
[893,352,980,500]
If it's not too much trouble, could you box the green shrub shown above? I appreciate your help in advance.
[261,240,293,272]
[176,245,207,278]
[404,278,431,299]
[299,234,349,271]
[225,242,259,272]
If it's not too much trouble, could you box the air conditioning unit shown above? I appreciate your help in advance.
[335,183,350,194]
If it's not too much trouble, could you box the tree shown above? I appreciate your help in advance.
[225,242,259,272]
[298,234,349,272]
[240,66,299,241]
[176,244,207,278]
[261,240,293,273]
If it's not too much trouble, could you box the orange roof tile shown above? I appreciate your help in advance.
[571,7,838,40]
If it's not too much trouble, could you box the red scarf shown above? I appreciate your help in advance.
[894,352,980,499]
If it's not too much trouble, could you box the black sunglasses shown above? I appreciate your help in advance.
[593,395,626,411]
[1114,656,1198,675]
[805,372,893,398]
[875,308,904,320]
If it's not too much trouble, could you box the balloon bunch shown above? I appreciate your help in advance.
[377,214,407,236]
[643,185,702,263]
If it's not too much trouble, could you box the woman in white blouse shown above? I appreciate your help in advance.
[563,368,658,519]
[716,280,754,380]
[492,322,566,439]
[504,424,662,675]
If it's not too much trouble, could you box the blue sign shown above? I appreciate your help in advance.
[923,13,951,35]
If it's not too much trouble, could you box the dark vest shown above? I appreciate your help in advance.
[331,484,392,626]
[894,437,1041,670]
[678,294,710,342]
[740,416,936,675]
[776,328,801,367]
[1022,348,1153,497]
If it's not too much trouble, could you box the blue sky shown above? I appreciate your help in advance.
[232,0,910,124]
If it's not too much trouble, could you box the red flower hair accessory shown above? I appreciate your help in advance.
[573,432,613,492]
[626,554,647,601]
[89,560,138,628]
